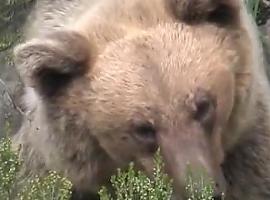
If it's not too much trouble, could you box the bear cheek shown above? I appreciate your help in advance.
[95,132,139,164]
[214,73,235,150]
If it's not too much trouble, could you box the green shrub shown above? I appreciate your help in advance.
[99,150,173,200]
[18,171,72,200]
[0,137,72,200]
[0,135,218,200]
[99,150,220,200]
[0,137,21,199]
[184,165,224,200]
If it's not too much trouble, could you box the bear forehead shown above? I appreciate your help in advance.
[88,23,237,96]
[65,23,237,125]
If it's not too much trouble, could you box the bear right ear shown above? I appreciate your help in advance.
[14,30,93,97]
[167,0,240,26]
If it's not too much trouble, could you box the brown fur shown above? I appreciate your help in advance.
[12,0,270,199]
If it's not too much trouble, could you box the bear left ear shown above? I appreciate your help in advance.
[14,30,93,97]
[168,0,241,26]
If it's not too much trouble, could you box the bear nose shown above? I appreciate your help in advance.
[213,194,223,200]
[213,183,225,200]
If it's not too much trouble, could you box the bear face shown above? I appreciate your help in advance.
[13,0,257,199]
[14,24,243,198]
[86,24,239,197]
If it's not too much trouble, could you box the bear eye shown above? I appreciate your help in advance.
[193,98,211,122]
[133,122,157,144]
[191,88,216,131]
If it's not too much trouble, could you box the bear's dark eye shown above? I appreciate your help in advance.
[192,88,216,131]
[133,122,157,144]
[193,98,211,122]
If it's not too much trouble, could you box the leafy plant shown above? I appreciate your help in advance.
[0,131,220,200]
[0,137,21,199]
[99,150,218,200]
[18,171,72,200]
[184,164,224,200]
[0,136,72,200]
[99,150,173,200]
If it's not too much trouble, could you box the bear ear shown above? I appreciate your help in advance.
[14,30,93,97]
[168,0,240,26]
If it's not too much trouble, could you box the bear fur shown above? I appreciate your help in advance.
[12,0,270,199]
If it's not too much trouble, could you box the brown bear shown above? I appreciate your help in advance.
[12,0,270,199]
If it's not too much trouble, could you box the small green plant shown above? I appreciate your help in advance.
[184,164,224,200]
[0,130,220,200]
[18,171,72,200]
[99,150,173,200]
[0,136,72,200]
[99,150,218,200]
[0,137,21,199]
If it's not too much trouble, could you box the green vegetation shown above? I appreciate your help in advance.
[184,166,223,200]
[0,0,34,52]
[0,137,72,200]
[0,136,217,200]
[0,123,72,200]
[245,0,261,20]
[98,150,219,200]
[0,137,21,199]
[99,150,173,200]
[18,171,72,200]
